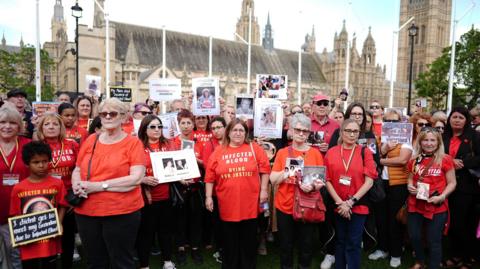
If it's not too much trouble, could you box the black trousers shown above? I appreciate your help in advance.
[76,211,141,269]
[318,190,335,255]
[387,184,408,257]
[371,180,389,252]
[448,191,478,260]
[22,255,57,269]
[276,209,316,269]
[136,200,173,267]
[222,218,258,269]
[61,210,76,269]
[173,189,203,249]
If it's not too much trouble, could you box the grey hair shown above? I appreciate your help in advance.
[98,98,128,114]
[289,113,311,130]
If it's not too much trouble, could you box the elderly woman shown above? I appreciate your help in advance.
[0,105,31,269]
[35,112,79,269]
[74,96,95,131]
[442,107,480,269]
[407,127,456,269]
[58,103,88,145]
[205,119,270,269]
[71,98,146,269]
[270,113,325,269]
[325,119,377,269]
[136,115,176,269]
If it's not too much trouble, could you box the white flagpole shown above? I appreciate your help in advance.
[247,8,252,94]
[297,49,302,105]
[162,26,166,114]
[209,36,212,77]
[35,0,41,101]
[105,13,110,98]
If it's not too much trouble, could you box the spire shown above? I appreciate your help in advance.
[311,25,315,38]
[262,12,274,51]
[339,20,348,39]
[93,0,105,28]
[235,0,260,45]
[1,32,5,47]
[19,35,24,47]
[125,33,139,65]
[267,12,270,26]
[53,0,64,22]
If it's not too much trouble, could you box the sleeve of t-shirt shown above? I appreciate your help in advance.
[128,138,147,166]
[271,148,287,172]
[407,159,414,173]
[9,186,21,216]
[204,148,219,184]
[442,155,455,173]
[363,148,378,179]
[253,143,271,174]
[324,150,333,182]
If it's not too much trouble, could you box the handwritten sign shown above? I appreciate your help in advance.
[8,208,61,247]
[109,87,132,102]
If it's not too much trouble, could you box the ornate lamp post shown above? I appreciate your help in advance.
[71,1,82,95]
[407,23,418,116]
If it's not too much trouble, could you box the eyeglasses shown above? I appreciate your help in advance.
[420,126,439,133]
[384,119,400,123]
[314,100,329,107]
[435,126,444,131]
[343,129,360,135]
[196,116,208,120]
[417,122,431,127]
[99,111,122,118]
[293,128,310,135]
[350,112,363,117]
[148,125,163,130]
[291,110,303,115]
[211,126,224,131]
[369,105,381,110]
[136,111,152,116]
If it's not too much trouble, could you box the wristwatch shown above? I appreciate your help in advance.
[102,182,109,191]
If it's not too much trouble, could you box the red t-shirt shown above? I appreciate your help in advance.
[9,176,68,260]
[205,143,271,221]
[324,145,378,215]
[144,141,175,201]
[76,117,90,132]
[372,122,382,141]
[46,139,79,190]
[407,155,454,219]
[65,125,88,146]
[200,138,221,165]
[272,147,324,215]
[193,130,213,148]
[0,136,31,225]
[74,135,146,216]
[449,136,461,158]
[122,117,135,135]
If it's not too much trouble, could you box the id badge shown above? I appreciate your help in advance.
[416,182,430,200]
[339,175,351,186]
[2,173,19,186]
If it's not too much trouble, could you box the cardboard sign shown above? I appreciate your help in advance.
[32,102,61,117]
[150,149,200,183]
[8,208,61,247]
[381,122,414,145]
[149,79,182,102]
[110,87,132,102]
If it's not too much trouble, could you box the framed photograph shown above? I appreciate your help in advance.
[256,74,288,100]
[149,79,182,102]
[150,149,201,183]
[302,166,326,185]
[381,122,413,145]
[85,75,101,97]
[192,77,220,116]
[235,95,254,119]
[158,112,180,139]
[284,157,304,184]
[358,138,378,154]
[181,140,194,150]
[254,98,283,138]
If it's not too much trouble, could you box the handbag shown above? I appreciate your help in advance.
[170,182,185,207]
[65,134,99,207]
[360,146,386,202]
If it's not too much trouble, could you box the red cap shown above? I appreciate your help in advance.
[312,94,329,102]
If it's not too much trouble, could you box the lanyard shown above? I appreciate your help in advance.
[50,141,65,168]
[0,138,19,173]
[340,145,356,174]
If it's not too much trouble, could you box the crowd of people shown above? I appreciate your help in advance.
[0,87,479,269]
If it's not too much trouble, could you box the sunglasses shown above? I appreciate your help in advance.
[435,126,445,131]
[384,119,400,123]
[136,111,152,116]
[148,125,163,130]
[293,128,310,135]
[417,122,431,127]
[314,100,329,107]
[99,111,122,118]
[291,110,303,115]
[369,105,381,110]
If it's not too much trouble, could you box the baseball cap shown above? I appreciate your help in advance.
[7,89,27,99]
[312,94,329,102]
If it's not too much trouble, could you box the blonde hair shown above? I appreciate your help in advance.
[412,128,445,165]
[337,119,360,145]
[98,98,128,114]
[35,112,66,141]
[0,104,24,135]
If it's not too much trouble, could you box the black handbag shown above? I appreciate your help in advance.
[360,146,386,202]
[65,135,99,207]
[170,182,185,207]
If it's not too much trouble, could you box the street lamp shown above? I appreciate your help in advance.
[71,1,82,95]
[406,23,418,116]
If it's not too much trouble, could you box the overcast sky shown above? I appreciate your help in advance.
[1,0,479,78]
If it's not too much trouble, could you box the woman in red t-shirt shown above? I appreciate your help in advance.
[270,113,325,269]
[406,127,456,269]
[58,103,88,146]
[35,112,79,269]
[324,119,377,269]
[73,96,95,132]
[205,118,270,269]
[136,115,176,269]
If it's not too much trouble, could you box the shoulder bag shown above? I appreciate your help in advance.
[360,146,386,203]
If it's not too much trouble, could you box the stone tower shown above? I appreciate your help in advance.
[51,0,67,43]
[93,0,105,28]
[303,25,316,53]
[235,0,260,45]
[396,0,452,83]
[362,27,376,66]
[262,12,274,51]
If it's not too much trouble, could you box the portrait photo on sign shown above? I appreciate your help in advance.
[256,74,287,99]
[308,131,325,145]
[85,75,102,97]
[196,87,216,109]
[260,106,277,128]
[254,98,283,138]
[150,149,201,183]
[174,159,188,171]
[181,140,194,150]
[235,96,254,119]
[162,158,175,176]
[302,166,326,185]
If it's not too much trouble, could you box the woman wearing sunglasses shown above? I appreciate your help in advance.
[442,107,480,269]
[71,98,146,269]
[136,115,176,269]
[406,127,456,269]
[409,112,432,145]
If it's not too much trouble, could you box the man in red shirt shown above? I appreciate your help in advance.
[310,94,339,155]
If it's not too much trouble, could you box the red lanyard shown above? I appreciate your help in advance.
[340,145,356,174]
[0,139,19,173]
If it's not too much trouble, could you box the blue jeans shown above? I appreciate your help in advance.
[334,214,366,269]
[407,212,447,269]
[0,223,22,269]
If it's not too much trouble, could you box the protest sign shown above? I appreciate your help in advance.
[32,102,61,117]
[254,98,283,138]
[85,75,102,97]
[149,79,182,102]
[256,74,288,100]
[381,122,414,145]
[192,77,220,116]
[150,149,200,183]
[109,87,132,102]
[158,112,180,139]
[235,95,254,119]
[8,208,61,247]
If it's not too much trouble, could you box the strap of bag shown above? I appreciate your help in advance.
[86,134,100,181]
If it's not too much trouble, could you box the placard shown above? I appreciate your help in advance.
[192,77,220,116]
[109,87,132,102]
[284,158,304,184]
[32,102,61,117]
[133,119,142,136]
[256,74,288,100]
[235,95,254,119]
[149,79,182,102]
[158,112,180,139]
[85,75,102,97]
[254,98,283,138]
[8,208,61,247]
[303,166,326,185]
[150,149,201,183]
[381,122,414,145]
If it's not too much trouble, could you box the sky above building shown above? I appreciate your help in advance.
[0,0,478,79]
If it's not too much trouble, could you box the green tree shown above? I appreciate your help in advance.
[0,45,55,101]
[415,27,480,109]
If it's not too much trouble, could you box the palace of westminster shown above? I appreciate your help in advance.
[1,0,452,107]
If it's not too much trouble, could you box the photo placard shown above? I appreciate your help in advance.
[254,98,283,138]
[158,112,180,139]
[8,208,61,247]
[85,75,102,97]
[256,74,288,100]
[149,79,182,102]
[303,166,326,185]
[192,77,220,116]
[381,122,414,145]
[150,149,201,183]
[32,102,61,117]
[235,95,254,119]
